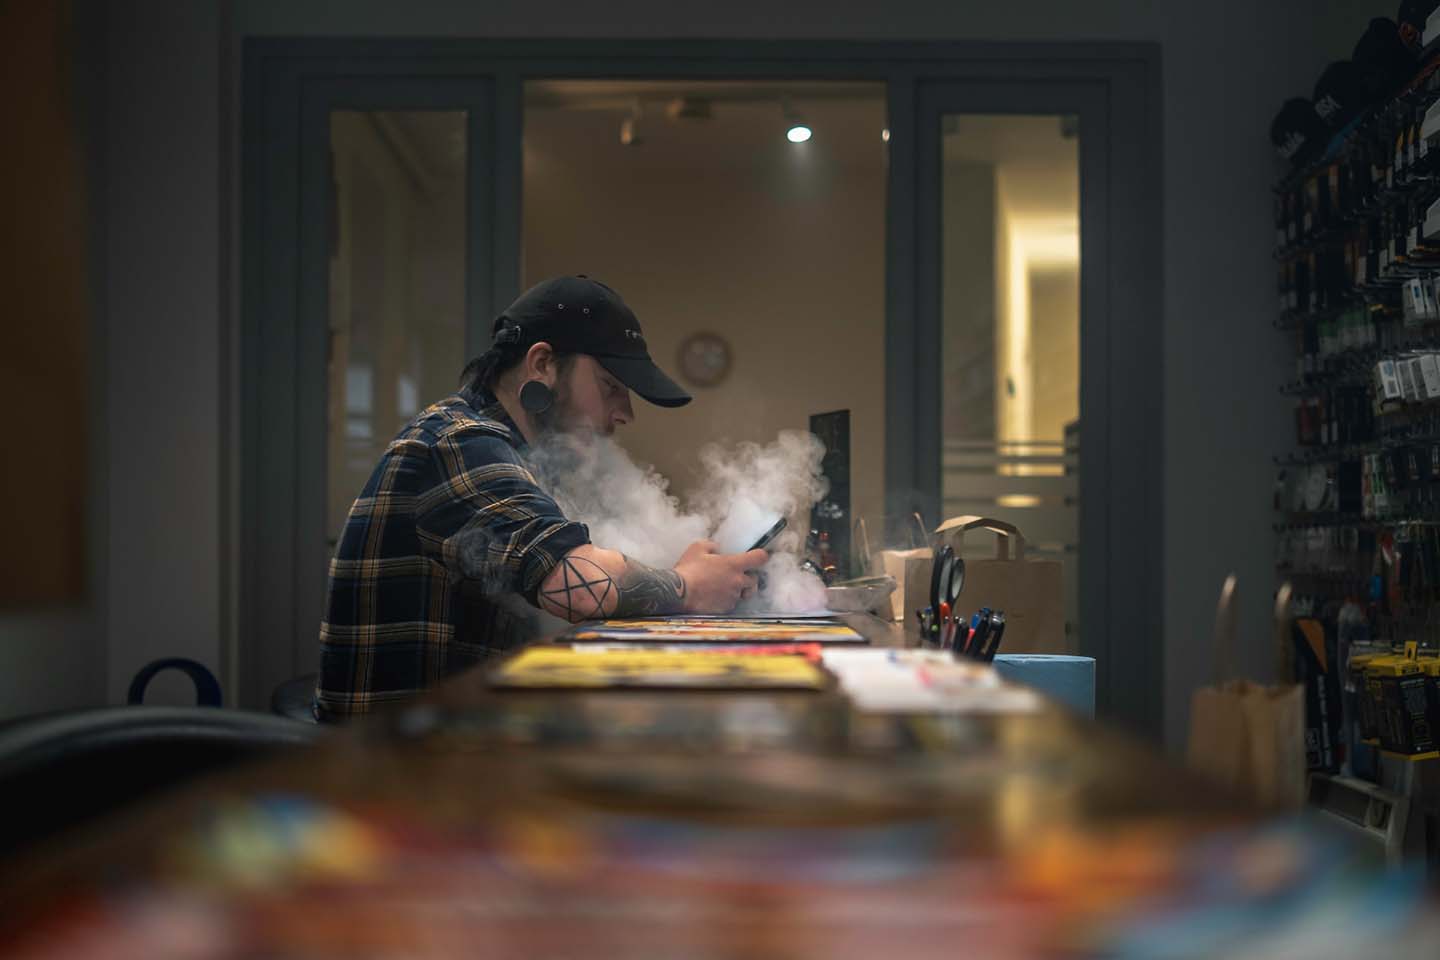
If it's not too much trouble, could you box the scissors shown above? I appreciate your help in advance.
[928,545,965,645]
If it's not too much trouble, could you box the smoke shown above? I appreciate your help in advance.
[527,430,831,614]
[526,432,711,567]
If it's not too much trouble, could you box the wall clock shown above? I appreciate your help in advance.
[677,332,732,388]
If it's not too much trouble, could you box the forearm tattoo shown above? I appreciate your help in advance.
[539,554,685,622]
[613,558,686,618]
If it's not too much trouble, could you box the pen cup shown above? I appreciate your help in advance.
[992,655,1095,718]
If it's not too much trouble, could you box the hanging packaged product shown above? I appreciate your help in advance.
[1419,353,1440,398]
[1407,357,1431,401]
[1423,97,1440,171]
[1404,277,1436,325]
[1372,643,1436,757]
[1364,655,1394,745]
[1422,193,1440,242]
[1424,658,1440,752]
[1293,618,1343,772]
[1348,651,1383,744]
[1375,359,1405,409]
[1399,357,1421,404]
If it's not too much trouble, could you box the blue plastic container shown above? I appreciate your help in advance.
[993,654,1096,718]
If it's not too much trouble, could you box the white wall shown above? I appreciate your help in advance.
[78,0,1390,738]
[523,94,887,530]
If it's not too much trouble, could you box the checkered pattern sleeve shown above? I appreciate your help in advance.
[415,427,591,604]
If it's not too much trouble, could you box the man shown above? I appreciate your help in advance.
[315,275,766,720]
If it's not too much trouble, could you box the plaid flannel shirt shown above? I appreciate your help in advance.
[315,390,590,720]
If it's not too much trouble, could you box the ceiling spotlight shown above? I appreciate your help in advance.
[781,95,811,144]
[881,128,890,143]
[619,99,644,146]
[665,96,712,121]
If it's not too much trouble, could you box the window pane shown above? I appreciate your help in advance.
[941,114,1079,643]
[326,110,467,541]
[522,80,886,572]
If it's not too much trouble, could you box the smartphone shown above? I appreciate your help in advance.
[748,516,788,552]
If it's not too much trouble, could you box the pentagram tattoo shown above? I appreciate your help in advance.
[539,555,615,621]
[538,554,686,622]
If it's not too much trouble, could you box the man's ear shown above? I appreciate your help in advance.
[524,341,557,383]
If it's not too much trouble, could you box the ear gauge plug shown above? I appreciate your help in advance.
[519,380,555,414]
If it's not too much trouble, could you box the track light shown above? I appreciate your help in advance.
[781,96,811,144]
[619,98,644,146]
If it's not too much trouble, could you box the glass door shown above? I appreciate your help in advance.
[247,76,494,706]
[935,112,1082,650]
[916,78,1112,701]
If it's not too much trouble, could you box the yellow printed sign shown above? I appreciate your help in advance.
[569,618,863,644]
[491,647,829,691]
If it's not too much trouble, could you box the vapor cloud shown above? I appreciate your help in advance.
[527,430,830,614]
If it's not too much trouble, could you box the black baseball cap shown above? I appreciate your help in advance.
[1271,98,1327,166]
[1312,61,1366,130]
[1353,18,1416,97]
[1398,1,1438,47]
[493,275,692,408]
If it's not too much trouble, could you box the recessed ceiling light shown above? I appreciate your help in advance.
[781,95,811,144]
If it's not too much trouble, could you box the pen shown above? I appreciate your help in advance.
[968,609,992,660]
[982,611,1007,662]
[964,611,980,657]
[950,617,969,656]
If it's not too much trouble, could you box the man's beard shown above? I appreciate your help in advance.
[532,386,610,440]
[531,385,576,438]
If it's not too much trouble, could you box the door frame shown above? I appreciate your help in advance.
[913,72,1157,733]
[241,39,1162,732]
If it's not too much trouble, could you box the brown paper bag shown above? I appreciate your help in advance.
[871,514,932,622]
[918,516,1067,655]
[878,547,931,621]
[1186,576,1306,809]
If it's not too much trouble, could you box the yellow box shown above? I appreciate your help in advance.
[1371,645,1434,755]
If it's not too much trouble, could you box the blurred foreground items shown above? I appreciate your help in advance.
[3,666,1438,958]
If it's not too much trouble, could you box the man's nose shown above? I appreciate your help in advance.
[614,395,634,427]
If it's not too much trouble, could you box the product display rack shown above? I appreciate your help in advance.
[1274,52,1440,653]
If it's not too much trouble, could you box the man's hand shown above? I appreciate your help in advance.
[674,540,768,614]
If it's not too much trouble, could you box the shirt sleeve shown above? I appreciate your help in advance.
[415,428,591,605]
